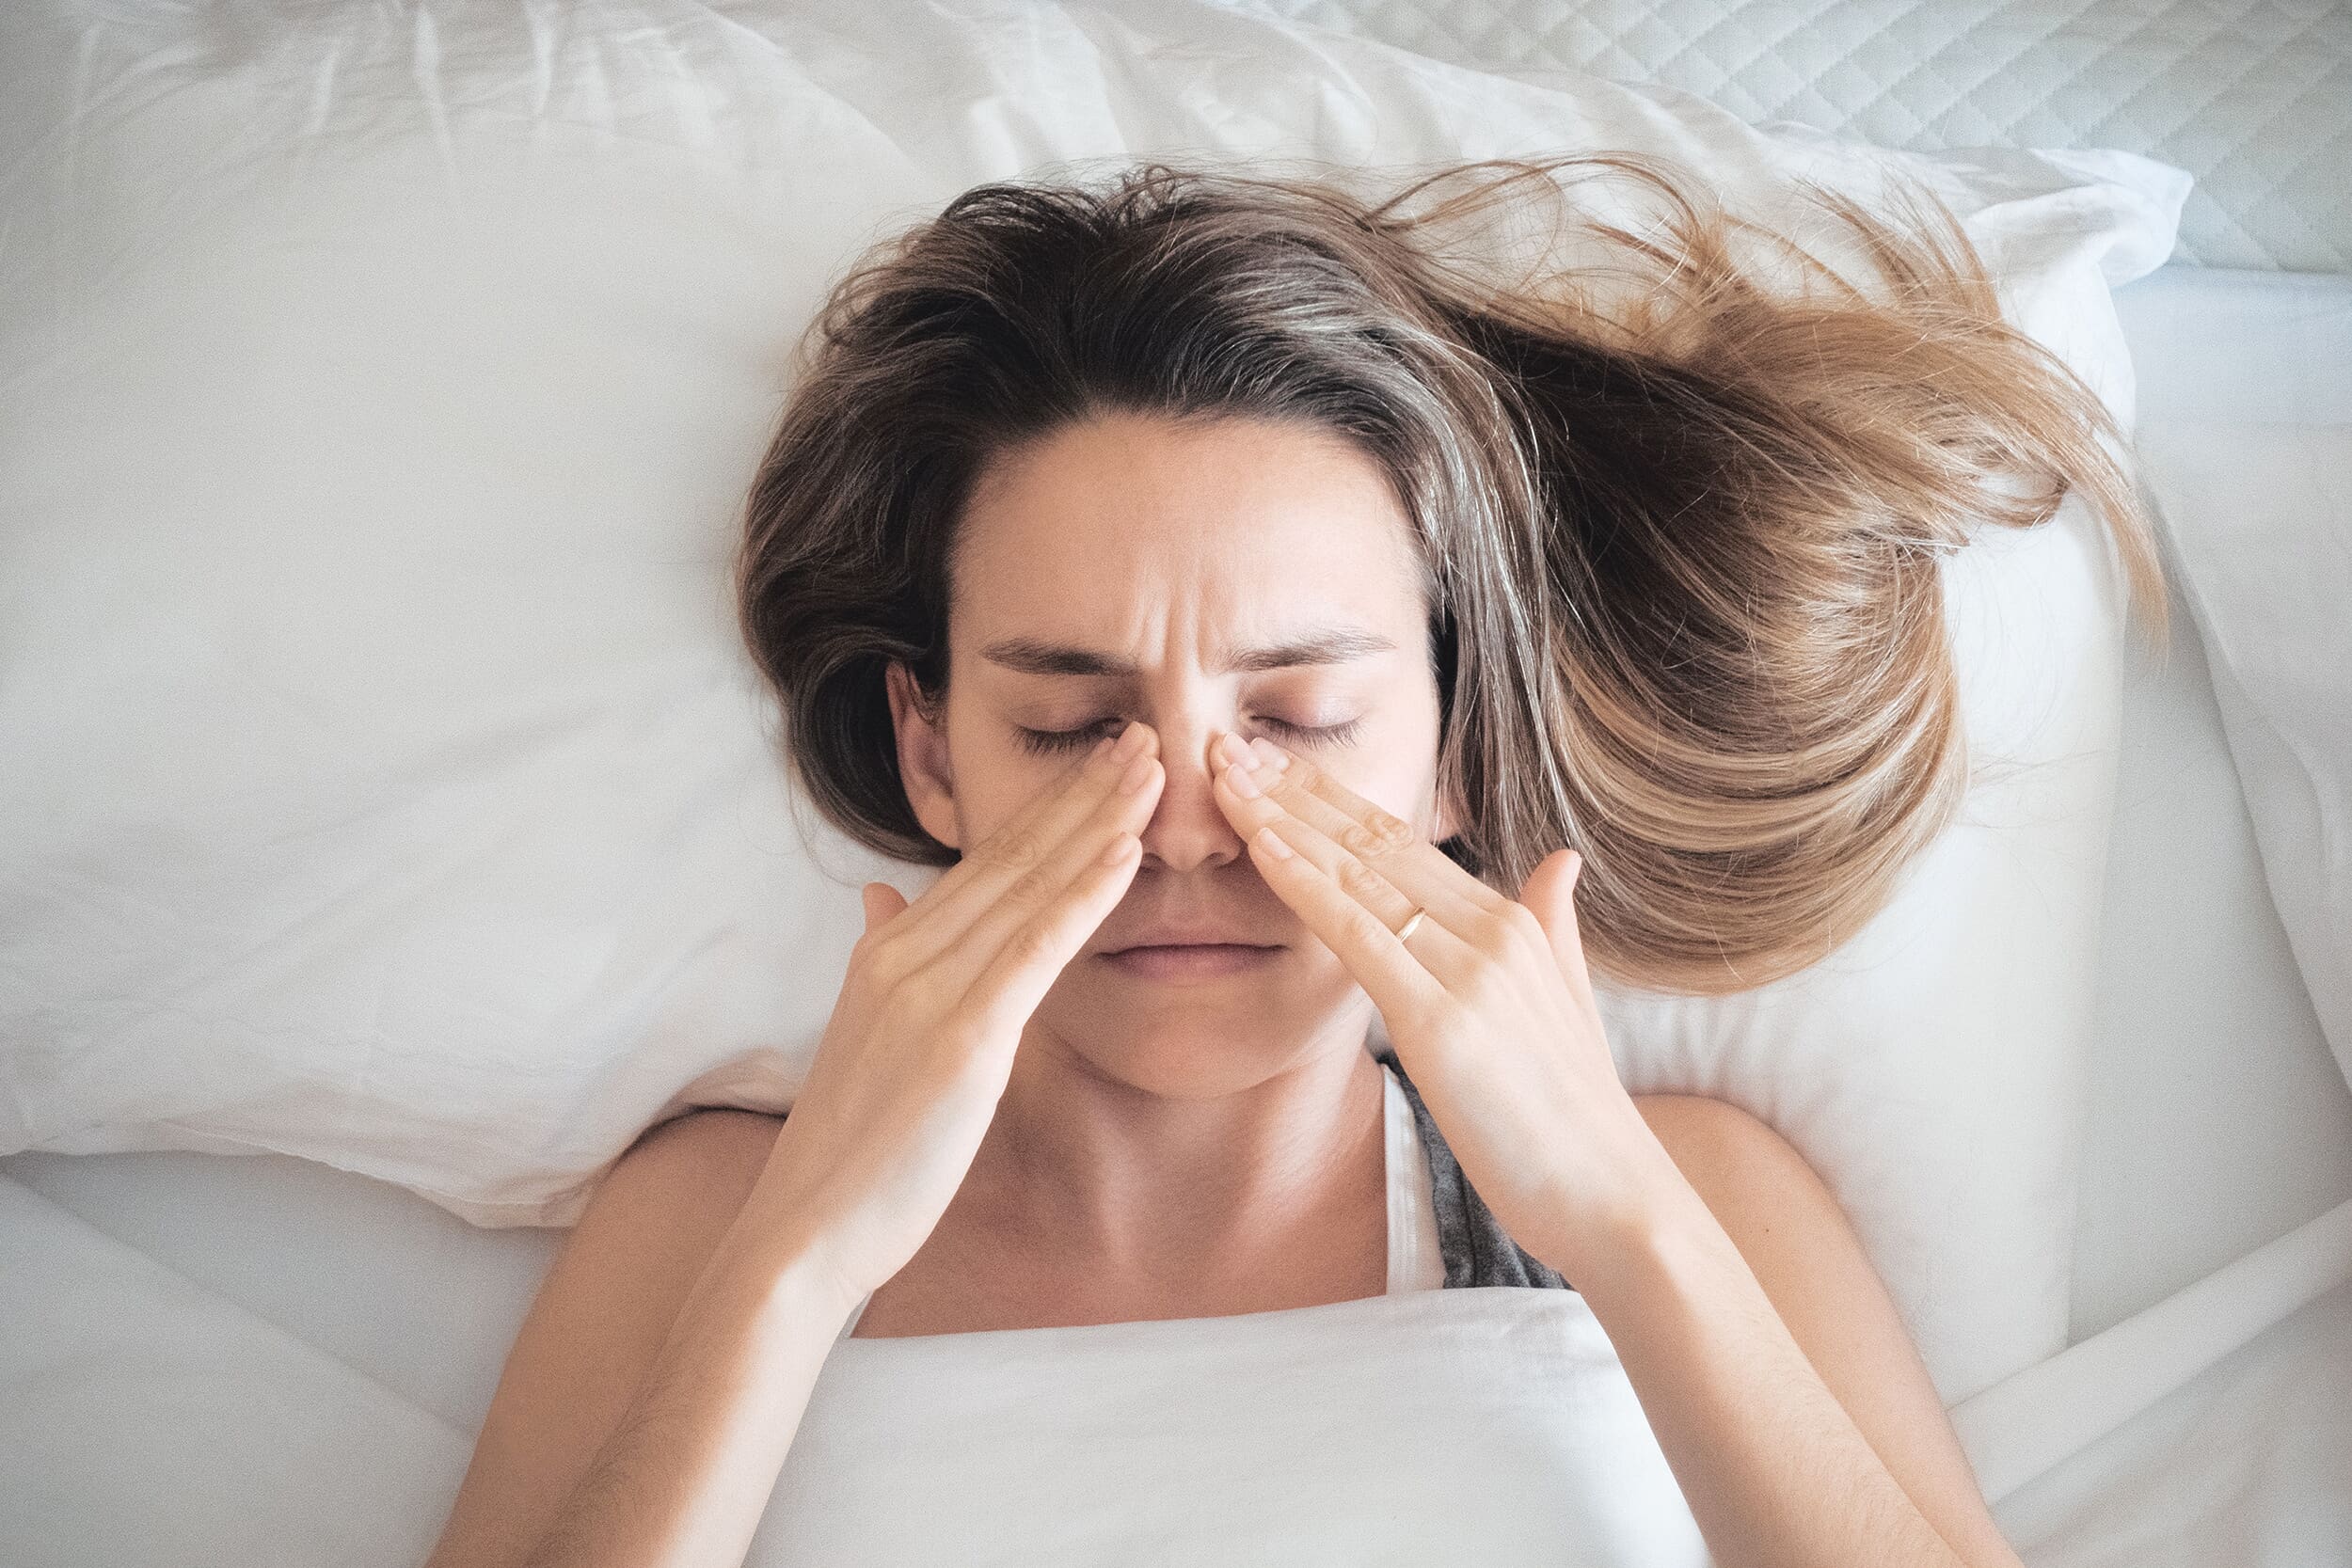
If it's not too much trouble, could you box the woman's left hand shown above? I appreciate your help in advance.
[1208,731,1691,1283]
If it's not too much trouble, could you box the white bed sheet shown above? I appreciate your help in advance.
[1994,1277,2352,1568]
[2078,265,2352,1337]
[4,260,2349,1561]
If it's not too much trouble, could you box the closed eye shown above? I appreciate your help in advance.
[1013,716,1364,756]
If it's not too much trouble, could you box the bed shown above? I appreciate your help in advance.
[4,3,2347,1564]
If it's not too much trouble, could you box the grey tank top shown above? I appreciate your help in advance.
[1375,1042,1573,1292]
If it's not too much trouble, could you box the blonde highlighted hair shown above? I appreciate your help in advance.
[737,150,2164,995]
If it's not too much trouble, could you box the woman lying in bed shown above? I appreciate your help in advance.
[424,151,2161,1568]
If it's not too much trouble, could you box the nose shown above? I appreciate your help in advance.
[1135,718,1248,874]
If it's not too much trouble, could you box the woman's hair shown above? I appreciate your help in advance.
[736,150,2165,996]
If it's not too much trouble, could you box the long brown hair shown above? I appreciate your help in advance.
[736,150,2164,995]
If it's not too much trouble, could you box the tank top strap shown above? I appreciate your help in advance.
[1372,1042,1573,1293]
[1381,1056,1446,1292]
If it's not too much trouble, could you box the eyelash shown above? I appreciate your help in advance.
[1014,716,1364,756]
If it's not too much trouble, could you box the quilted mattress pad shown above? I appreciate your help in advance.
[1225,0,2352,274]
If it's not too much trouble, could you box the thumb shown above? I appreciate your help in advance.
[1517,848,1592,1002]
[860,879,911,934]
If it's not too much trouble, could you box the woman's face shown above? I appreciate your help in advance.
[889,409,1454,1098]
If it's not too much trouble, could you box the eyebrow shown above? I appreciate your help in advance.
[977,625,1398,678]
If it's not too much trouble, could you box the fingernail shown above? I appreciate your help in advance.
[1113,721,1151,759]
[1120,752,1158,793]
[1214,730,1251,769]
[1222,759,1262,799]
[1253,824,1294,860]
[1248,736,1289,771]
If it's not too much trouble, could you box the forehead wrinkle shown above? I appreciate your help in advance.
[978,623,1399,680]
[952,414,1426,690]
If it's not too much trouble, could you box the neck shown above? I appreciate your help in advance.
[969,1007,1390,1284]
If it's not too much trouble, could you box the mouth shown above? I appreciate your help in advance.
[1098,942,1284,981]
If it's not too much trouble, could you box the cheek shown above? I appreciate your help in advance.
[1321,750,1441,841]
[940,740,1050,849]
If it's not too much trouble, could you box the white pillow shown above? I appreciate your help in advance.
[0,0,2185,1402]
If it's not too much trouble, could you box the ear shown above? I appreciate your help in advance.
[885,660,962,851]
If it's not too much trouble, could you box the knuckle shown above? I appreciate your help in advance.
[1337,820,1388,861]
[1006,918,1063,972]
[858,935,913,990]
[1501,901,1549,947]
[1365,807,1418,852]
[887,969,952,1021]
[1470,906,1519,953]
[1002,863,1055,910]
[1334,855,1390,904]
[981,827,1048,875]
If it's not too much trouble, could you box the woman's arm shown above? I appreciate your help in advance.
[422,1108,858,1568]
[427,723,1163,1566]
[1605,1093,2025,1568]
[1201,736,2022,1568]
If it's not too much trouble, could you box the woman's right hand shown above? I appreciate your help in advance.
[750,719,1165,1309]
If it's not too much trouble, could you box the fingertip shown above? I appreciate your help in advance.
[1247,736,1291,773]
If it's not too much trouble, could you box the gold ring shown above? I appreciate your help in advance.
[1394,906,1427,942]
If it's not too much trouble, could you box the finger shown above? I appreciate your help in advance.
[894,721,1157,953]
[1556,850,1596,1010]
[1518,847,1597,1012]
[961,827,1145,1045]
[1211,732,1498,937]
[1239,806,1493,997]
[861,880,911,934]
[1239,818,1449,1030]
[928,744,1162,992]
[1211,750,1416,927]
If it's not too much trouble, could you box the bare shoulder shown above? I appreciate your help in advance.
[620,1104,790,1196]
[422,1107,788,1566]
[1629,1092,1829,1219]
[1627,1091,1873,1344]
[1627,1093,2022,1568]
[564,1105,792,1272]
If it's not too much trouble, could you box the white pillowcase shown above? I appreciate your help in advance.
[0,0,2185,1402]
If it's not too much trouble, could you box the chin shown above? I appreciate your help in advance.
[1036,953,1350,1095]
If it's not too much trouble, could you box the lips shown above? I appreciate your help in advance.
[1100,942,1282,980]
[1102,927,1279,954]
